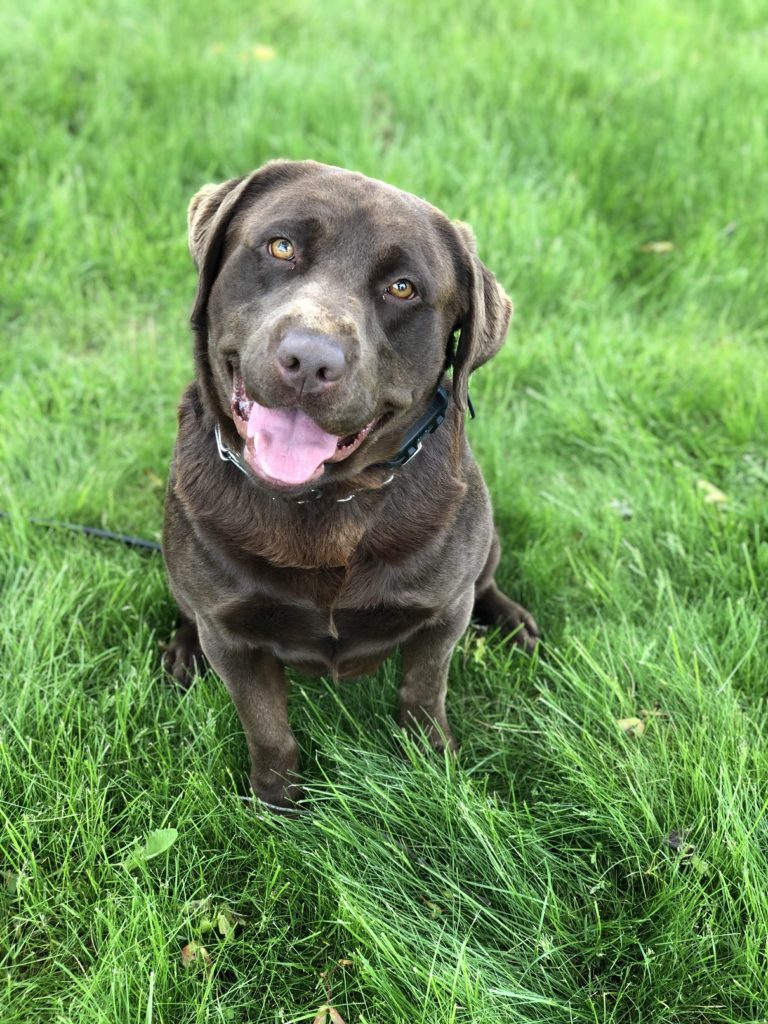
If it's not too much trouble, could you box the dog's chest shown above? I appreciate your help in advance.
[219,558,440,676]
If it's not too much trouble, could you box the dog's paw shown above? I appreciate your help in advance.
[496,600,541,654]
[397,707,459,756]
[249,771,305,817]
[162,620,207,690]
[474,587,541,654]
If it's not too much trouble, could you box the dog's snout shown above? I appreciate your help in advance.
[276,330,346,394]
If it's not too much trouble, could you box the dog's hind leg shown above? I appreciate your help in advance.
[163,613,208,690]
[473,531,540,653]
[397,589,477,754]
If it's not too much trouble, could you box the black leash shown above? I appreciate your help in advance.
[0,511,162,553]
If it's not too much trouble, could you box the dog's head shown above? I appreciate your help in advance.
[187,160,512,493]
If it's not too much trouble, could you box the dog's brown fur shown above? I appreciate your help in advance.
[163,160,539,810]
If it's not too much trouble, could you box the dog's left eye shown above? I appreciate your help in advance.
[386,279,416,300]
[268,238,295,261]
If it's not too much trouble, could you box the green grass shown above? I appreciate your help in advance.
[2,0,768,1020]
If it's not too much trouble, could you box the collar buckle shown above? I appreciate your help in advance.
[399,440,423,466]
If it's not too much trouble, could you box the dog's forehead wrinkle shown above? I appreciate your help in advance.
[239,169,445,245]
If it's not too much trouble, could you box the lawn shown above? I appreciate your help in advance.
[1,0,767,1020]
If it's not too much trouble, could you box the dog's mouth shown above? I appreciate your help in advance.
[230,373,377,488]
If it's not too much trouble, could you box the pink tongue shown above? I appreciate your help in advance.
[245,403,340,486]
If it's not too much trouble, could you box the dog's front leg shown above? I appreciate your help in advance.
[397,590,474,754]
[197,621,301,811]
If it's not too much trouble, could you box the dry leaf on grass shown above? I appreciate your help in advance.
[143,469,165,490]
[639,240,675,253]
[639,704,668,720]
[312,1008,346,1024]
[697,479,728,505]
[418,894,444,917]
[181,942,212,969]
[238,44,277,62]
[616,717,645,737]
[316,960,351,1023]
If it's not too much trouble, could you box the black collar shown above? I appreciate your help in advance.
[378,384,451,468]
[377,384,474,468]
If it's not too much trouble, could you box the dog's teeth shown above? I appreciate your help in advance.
[338,431,359,450]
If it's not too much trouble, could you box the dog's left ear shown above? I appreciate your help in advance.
[450,222,513,411]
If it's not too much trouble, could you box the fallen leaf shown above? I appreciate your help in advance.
[689,853,712,875]
[667,831,710,872]
[319,960,349,1021]
[216,907,246,937]
[718,221,737,238]
[538,934,556,955]
[143,828,179,859]
[312,1011,328,1024]
[616,717,644,737]
[697,479,727,505]
[639,704,668,719]
[639,240,675,253]
[144,469,164,490]
[239,44,277,62]
[667,829,708,870]
[181,942,212,968]
[183,896,211,914]
[122,827,179,871]
[472,635,488,667]
[418,894,444,916]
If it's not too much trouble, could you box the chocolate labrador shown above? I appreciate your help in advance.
[162,160,539,811]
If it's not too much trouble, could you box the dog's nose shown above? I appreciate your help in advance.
[276,330,346,394]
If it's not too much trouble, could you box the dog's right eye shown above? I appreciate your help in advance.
[267,238,295,261]
[386,278,416,300]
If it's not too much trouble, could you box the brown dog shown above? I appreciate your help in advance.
[163,160,539,812]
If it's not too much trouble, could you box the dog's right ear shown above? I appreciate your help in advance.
[187,161,311,332]
[187,178,246,271]
[187,173,256,331]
